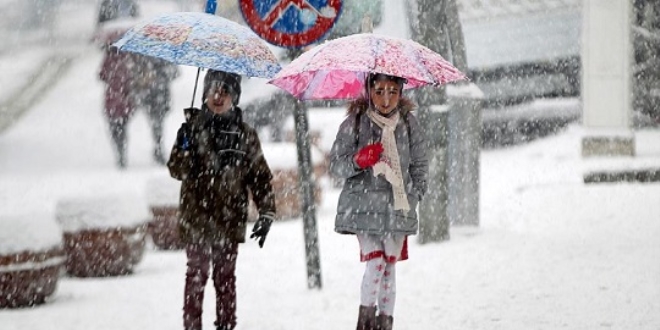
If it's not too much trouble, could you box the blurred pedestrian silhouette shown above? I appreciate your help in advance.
[133,55,180,165]
[96,0,139,169]
[99,49,137,169]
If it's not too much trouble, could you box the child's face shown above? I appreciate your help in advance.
[205,83,233,115]
[370,80,401,115]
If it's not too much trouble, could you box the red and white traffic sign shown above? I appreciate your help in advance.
[239,0,343,48]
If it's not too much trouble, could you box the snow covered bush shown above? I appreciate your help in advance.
[256,142,325,220]
[0,214,65,308]
[55,195,149,277]
[145,175,184,250]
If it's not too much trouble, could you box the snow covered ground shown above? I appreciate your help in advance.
[1,1,660,329]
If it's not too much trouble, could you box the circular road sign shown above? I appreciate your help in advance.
[239,0,343,48]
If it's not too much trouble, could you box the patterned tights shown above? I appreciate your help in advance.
[360,257,397,316]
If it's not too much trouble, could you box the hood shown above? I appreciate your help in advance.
[346,97,416,116]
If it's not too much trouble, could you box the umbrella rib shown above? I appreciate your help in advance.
[297,42,327,74]
[370,35,379,74]
[405,40,438,85]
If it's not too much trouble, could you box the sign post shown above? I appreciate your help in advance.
[205,0,217,14]
[239,0,343,290]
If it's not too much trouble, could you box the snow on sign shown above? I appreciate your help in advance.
[239,0,342,48]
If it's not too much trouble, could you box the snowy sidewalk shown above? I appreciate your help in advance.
[0,0,98,133]
[0,48,74,133]
[0,0,182,134]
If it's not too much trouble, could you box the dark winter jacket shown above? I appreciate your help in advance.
[167,107,276,244]
[329,98,428,236]
[99,49,136,119]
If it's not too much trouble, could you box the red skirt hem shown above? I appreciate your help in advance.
[360,236,409,262]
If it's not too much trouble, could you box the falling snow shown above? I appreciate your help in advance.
[0,0,659,329]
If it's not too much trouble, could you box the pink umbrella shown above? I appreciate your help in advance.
[269,33,468,100]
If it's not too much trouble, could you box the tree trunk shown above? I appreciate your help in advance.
[407,0,476,242]
[407,0,451,243]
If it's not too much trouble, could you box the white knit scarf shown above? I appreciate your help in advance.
[367,109,410,211]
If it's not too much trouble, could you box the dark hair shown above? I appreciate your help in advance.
[366,73,407,90]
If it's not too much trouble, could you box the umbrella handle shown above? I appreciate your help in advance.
[191,67,201,108]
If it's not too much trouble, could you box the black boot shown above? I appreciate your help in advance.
[356,305,377,330]
[376,314,393,330]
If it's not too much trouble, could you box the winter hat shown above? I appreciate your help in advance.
[202,70,242,106]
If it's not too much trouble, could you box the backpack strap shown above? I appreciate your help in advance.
[354,109,362,145]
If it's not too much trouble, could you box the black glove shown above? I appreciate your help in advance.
[250,213,274,248]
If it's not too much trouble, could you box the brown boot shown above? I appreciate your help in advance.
[376,314,394,330]
[356,305,377,330]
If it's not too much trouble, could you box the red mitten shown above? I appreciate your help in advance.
[354,143,384,169]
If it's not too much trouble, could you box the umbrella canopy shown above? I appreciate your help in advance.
[269,33,467,100]
[112,11,281,79]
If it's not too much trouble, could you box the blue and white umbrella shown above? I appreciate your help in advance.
[113,11,281,79]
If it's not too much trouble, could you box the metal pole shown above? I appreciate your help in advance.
[292,100,322,289]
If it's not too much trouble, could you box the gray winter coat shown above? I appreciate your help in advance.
[329,98,428,236]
